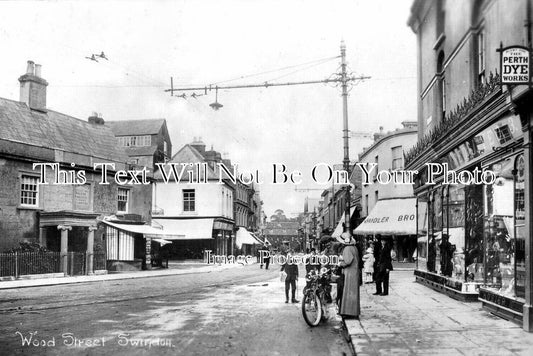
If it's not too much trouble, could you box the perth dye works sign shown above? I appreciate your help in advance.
[499,45,531,84]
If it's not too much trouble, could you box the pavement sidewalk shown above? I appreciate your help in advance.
[0,261,246,290]
[343,270,533,355]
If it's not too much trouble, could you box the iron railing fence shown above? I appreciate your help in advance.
[0,251,61,277]
[0,251,107,278]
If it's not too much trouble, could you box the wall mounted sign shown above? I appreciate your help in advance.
[498,44,531,85]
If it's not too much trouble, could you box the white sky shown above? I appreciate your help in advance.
[0,0,417,218]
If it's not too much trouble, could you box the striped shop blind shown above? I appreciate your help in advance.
[106,226,134,261]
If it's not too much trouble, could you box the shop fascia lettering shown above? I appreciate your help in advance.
[363,214,415,224]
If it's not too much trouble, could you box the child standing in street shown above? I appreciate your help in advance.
[362,247,375,284]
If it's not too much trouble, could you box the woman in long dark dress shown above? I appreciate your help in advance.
[338,232,360,318]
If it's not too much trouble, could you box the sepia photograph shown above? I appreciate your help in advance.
[1,0,533,355]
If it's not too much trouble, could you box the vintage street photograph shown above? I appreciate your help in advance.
[1,0,533,355]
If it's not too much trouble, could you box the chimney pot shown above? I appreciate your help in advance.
[35,64,42,78]
[26,60,35,75]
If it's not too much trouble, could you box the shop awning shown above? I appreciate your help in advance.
[101,220,170,236]
[353,197,416,235]
[250,232,265,245]
[152,218,214,240]
[332,207,356,238]
[236,227,261,248]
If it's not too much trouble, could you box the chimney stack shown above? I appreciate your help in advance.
[88,111,105,125]
[190,136,206,156]
[19,60,48,112]
[373,126,386,142]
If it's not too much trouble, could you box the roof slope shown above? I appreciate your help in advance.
[0,98,127,162]
[153,144,218,180]
[106,119,166,136]
[123,146,158,157]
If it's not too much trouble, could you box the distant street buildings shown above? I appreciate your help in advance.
[107,118,172,171]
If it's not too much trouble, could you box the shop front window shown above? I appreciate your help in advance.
[416,193,429,272]
[515,155,525,298]
[446,184,465,280]
[428,188,443,273]
[465,183,484,282]
[484,157,515,296]
[438,187,454,277]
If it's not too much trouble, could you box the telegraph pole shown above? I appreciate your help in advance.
[340,40,352,236]
[165,42,369,239]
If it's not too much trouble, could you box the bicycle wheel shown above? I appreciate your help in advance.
[301,292,322,327]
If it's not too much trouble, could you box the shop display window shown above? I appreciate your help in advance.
[446,184,465,280]
[483,156,517,297]
[515,155,525,298]
[416,194,429,272]
[465,184,484,282]
[428,188,443,273]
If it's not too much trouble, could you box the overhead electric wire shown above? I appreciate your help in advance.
[204,55,340,87]
[262,56,339,83]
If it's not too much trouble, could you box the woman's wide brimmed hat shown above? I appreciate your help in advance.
[336,232,353,245]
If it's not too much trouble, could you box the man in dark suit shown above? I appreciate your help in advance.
[372,235,382,295]
[375,238,393,296]
[281,250,299,303]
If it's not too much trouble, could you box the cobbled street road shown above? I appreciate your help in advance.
[0,265,352,355]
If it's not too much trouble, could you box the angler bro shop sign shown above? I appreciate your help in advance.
[499,45,531,85]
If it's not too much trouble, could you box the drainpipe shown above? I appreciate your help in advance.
[522,0,533,333]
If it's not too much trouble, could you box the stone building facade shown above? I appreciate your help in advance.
[407,0,533,331]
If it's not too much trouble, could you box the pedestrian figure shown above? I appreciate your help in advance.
[375,238,393,296]
[372,235,382,294]
[281,250,299,303]
[259,244,269,269]
[362,247,375,283]
[263,243,271,270]
[427,235,436,272]
[439,234,455,277]
[337,232,360,318]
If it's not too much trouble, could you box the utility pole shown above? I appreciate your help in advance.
[165,42,369,238]
[340,40,352,237]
